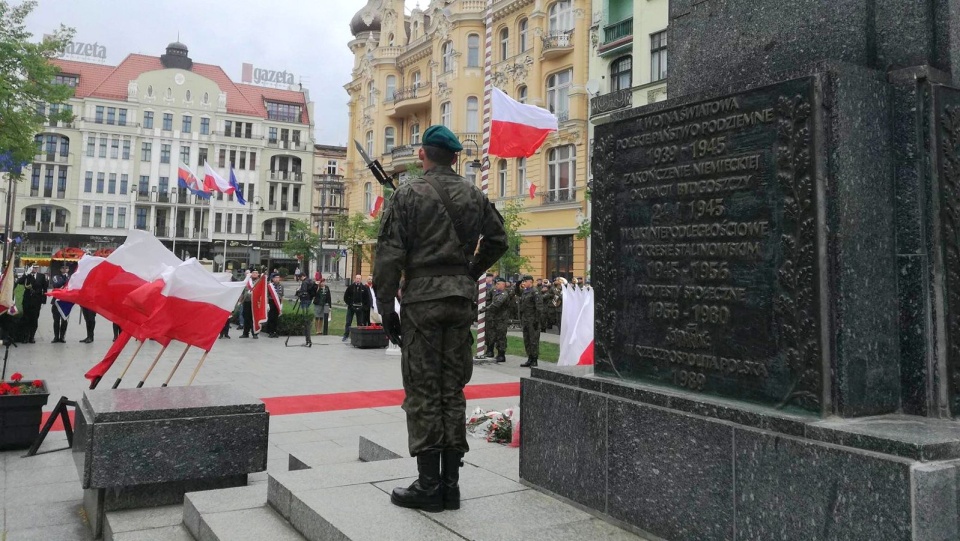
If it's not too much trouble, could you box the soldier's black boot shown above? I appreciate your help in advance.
[520,356,535,367]
[440,450,464,510]
[484,348,495,358]
[495,349,506,363]
[391,452,443,512]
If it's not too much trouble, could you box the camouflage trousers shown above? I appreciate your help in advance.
[521,318,540,357]
[487,316,508,353]
[400,297,475,456]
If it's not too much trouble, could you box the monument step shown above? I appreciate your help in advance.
[182,483,306,541]
[103,505,191,541]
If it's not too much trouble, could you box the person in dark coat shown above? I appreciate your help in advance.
[17,265,48,343]
[341,274,371,341]
[80,307,96,343]
[313,277,332,335]
[50,265,70,343]
[240,270,261,339]
[374,125,508,512]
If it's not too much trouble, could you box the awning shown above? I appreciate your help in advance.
[20,255,52,266]
[52,247,86,262]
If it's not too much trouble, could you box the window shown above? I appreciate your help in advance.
[96,172,104,193]
[30,168,39,196]
[218,149,226,167]
[410,123,421,145]
[94,206,102,228]
[548,0,574,33]
[235,122,243,138]
[245,123,252,138]
[384,127,396,153]
[546,69,573,119]
[182,115,192,133]
[202,92,209,104]
[292,130,301,144]
[106,207,114,228]
[162,113,173,131]
[268,127,278,143]
[160,144,171,164]
[265,102,301,122]
[95,106,104,123]
[441,41,454,72]
[138,176,149,196]
[118,207,126,228]
[54,74,78,87]
[517,157,526,195]
[651,30,667,82]
[367,82,375,104]
[147,85,153,97]
[118,108,127,126]
[136,208,147,230]
[120,174,128,195]
[229,150,236,167]
[159,176,169,194]
[365,130,374,156]
[239,151,246,169]
[517,85,528,103]
[499,28,509,60]
[364,182,373,213]
[519,18,529,51]
[611,55,632,91]
[98,135,107,158]
[440,101,452,127]
[545,235,574,280]
[327,160,338,175]
[86,136,95,157]
[82,205,90,227]
[467,34,480,67]
[547,145,576,200]
[180,146,190,164]
[466,97,480,133]
[106,107,115,124]
[110,138,119,159]
[185,90,192,102]
[224,120,233,135]
[198,147,208,166]
[250,152,257,169]
[412,70,422,88]
[385,75,396,102]
[44,168,53,197]
[25,208,36,225]
[122,138,131,160]
[143,111,154,129]
[200,117,210,135]
[141,142,152,161]
[498,160,507,197]
[57,167,67,197]
[108,173,116,194]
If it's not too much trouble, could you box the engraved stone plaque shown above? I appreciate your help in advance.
[592,77,823,412]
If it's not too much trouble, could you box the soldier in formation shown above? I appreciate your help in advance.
[486,277,513,363]
[518,274,543,368]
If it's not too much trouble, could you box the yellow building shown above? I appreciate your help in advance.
[343,0,591,280]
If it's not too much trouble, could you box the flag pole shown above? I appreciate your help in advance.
[475,0,494,361]
[186,350,210,385]
[111,340,145,389]
[135,343,173,388]
[161,344,192,387]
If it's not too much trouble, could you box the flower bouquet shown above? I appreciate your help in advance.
[466,407,519,445]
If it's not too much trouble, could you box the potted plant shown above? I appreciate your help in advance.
[350,324,389,349]
[0,372,50,450]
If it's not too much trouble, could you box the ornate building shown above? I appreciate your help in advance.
[344,0,591,280]
[19,42,314,272]
[312,144,348,280]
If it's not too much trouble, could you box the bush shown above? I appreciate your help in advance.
[278,312,312,336]
[276,266,289,278]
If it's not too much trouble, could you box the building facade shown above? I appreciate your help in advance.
[344,0,591,280]
[18,42,315,273]
[312,144,348,280]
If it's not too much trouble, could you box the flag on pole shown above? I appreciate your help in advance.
[54,299,74,320]
[557,285,595,366]
[229,168,246,205]
[203,162,235,195]
[251,277,268,334]
[370,195,384,218]
[0,255,18,316]
[84,331,133,383]
[178,162,210,199]
[529,183,537,200]
[490,86,559,158]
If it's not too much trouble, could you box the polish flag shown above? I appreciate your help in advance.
[134,259,246,351]
[558,285,595,366]
[490,86,558,158]
[370,195,384,218]
[529,183,537,200]
[0,255,18,316]
[84,332,132,387]
[251,276,269,334]
[203,162,235,195]
[178,162,210,199]
[48,255,105,313]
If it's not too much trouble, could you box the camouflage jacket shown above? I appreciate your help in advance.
[488,288,514,318]
[374,165,508,306]
[519,287,544,321]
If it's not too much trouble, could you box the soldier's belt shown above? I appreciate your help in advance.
[405,265,471,280]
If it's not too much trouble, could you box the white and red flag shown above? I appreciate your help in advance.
[490,86,559,158]
[251,276,269,334]
[0,255,18,316]
[558,285,595,366]
[203,162,236,195]
[370,195,384,218]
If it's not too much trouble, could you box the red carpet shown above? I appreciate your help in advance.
[41,382,520,432]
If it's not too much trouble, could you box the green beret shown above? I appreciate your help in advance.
[521,274,534,282]
[422,125,463,152]
[495,277,507,284]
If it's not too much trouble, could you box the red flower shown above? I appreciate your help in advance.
[32,380,43,388]
[0,382,11,393]
[10,372,22,382]
[9,386,20,395]
[0,387,5,396]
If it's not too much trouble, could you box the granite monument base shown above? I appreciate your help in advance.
[72,385,269,538]
[521,366,960,541]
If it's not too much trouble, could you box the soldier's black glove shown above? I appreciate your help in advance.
[380,301,402,346]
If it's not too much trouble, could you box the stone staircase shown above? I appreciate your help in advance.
[102,427,647,541]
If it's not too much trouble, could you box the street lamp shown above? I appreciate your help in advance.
[247,196,264,267]
[457,138,483,177]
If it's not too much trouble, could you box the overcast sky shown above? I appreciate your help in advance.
[23,0,423,146]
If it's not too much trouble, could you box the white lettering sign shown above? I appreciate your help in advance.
[253,68,295,85]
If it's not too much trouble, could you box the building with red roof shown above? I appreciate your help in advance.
[19,41,315,273]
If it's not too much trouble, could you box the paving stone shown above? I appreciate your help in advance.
[281,441,360,469]
[5,464,78,487]
[373,462,528,502]
[269,429,337,446]
[359,435,403,462]
[462,446,521,481]
[4,522,93,541]
[104,504,182,537]
[5,499,85,531]
[519,518,649,540]
[289,483,461,541]
[6,449,77,471]
[430,490,593,540]
[5,481,83,507]
[109,524,194,541]
[183,484,266,538]
[199,506,304,541]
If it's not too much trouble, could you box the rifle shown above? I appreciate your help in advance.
[354,141,396,190]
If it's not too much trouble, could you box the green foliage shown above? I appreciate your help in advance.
[281,219,322,270]
[497,200,530,277]
[575,219,591,240]
[277,311,312,336]
[0,1,75,172]
[335,212,377,267]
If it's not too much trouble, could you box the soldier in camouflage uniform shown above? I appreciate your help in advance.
[486,277,512,363]
[518,275,543,367]
[539,283,555,331]
[374,125,508,513]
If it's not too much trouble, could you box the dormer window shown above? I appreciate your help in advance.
[266,101,301,123]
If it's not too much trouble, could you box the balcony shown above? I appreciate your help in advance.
[542,189,578,206]
[266,140,309,151]
[600,18,633,56]
[389,84,432,117]
[80,117,140,129]
[313,174,344,185]
[262,232,288,242]
[270,171,303,181]
[34,152,70,164]
[22,222,69,233]
[175,227,187,238]
[154,226,168,237]
[389,144,421,171]
[541,30,574,60]
[591,88,633,117]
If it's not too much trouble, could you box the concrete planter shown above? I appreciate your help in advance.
[0,382,49,450]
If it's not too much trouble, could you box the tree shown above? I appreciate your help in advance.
[497,200,530,277]
[335,212,376,275]
[0,1,75,174]
[281,219,321,272]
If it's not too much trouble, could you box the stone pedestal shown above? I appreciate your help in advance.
[72,385,268,538]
